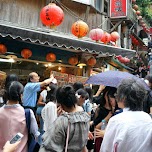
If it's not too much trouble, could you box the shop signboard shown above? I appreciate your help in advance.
[110,0,127,19]
[76,76,88,84]
[50,71,88,86]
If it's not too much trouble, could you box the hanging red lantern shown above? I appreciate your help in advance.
[21,49,32,59]
[89,28,104,42]
[110,31,120,42]
[136,11,141,16]
[71,20,89,38]
[68,56,78,65]
[133,5,138,11]
[138,16,142,20]
[87,57,96,67]
[123,57,130,63]
[101,32,111,44]
[40,3,64,28]
[142,23,146,27]
[0,44,7,54]
[46,53,56,62]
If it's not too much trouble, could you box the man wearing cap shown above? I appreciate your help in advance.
[22,72,55,113]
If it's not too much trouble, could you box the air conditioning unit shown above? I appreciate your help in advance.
[72,0,91,5]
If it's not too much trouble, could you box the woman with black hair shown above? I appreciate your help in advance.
[36,80,57,134]
[0,81,39,152]
[39,85,90,152]
[100,78,152,152]
[0,74,19,105]
[41,83,58,132]
[90,86,117,152]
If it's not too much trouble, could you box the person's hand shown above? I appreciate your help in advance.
[88,131,94,140]
[3,141,21,152]
[90,121,93,126]
[44,75,54,84]
[94,129,105,138]
[57,106,64,116]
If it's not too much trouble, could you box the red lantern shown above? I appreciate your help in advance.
[136,11,141,16]
[68,56,78,65]
[40,3,64,28]
[133,5,138,11]
[110,31,120,42]
[0,44,7,54]
[101,32,111,44]
[89,28,104,42]
[123,57,130,63]
[138,16,142,20]
[87,57,96,67]
[142,23,146,27]
[46,53,56,62]
[116,55,123,63]
[21,49,32,59]
[71,20,89,38]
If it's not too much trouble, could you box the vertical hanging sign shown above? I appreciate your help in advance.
[110,0,127,18]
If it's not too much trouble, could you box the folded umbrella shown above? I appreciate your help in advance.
[85,70,149,90]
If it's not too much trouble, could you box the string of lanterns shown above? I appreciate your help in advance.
[40,3,120,44]
[132,0,150,34]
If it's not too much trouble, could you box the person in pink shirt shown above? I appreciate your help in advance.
[0,81,39,152]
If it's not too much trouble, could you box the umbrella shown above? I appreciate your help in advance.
[85,70,150,90]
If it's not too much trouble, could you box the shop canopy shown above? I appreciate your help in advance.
[0,23,136,58]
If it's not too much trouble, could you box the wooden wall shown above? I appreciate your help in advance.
[0,0,108,35]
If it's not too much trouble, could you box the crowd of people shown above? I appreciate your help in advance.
[0,71,152,152]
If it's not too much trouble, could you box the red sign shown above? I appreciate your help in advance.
[110,0,127,18]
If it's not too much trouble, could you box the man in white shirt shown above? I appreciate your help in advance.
[100,78,152,152]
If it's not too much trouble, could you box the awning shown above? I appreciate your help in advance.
[106,57,134,72]
[0,22,136,58]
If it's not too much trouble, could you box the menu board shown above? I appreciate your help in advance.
[76,76,88,84]
[110,0,127,18]
[50,71,88,86]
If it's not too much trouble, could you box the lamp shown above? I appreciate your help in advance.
[0,58,15,63]
[77,61,86,69]
[77,56,86,68]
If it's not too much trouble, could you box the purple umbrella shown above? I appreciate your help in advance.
[85,70,149,90]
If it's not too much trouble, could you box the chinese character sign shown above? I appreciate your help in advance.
[110,0,127,18]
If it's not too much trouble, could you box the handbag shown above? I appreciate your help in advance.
[25,109,40,152]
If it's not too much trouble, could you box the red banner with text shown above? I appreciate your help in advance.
[110,0,127,18]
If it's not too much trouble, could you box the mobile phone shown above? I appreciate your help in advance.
[10,132,24,144]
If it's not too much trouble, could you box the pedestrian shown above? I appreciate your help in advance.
[41,82,58,132]
[0,81,40,152]
[90,86,117,152]
[22,72,56,114]
[39,85,90,152]
[0,74,19,106]
[73,81,84,92]
[100,78,152,152]
[143,74,152,115]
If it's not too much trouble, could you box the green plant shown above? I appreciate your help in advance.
[136,0,152,26]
